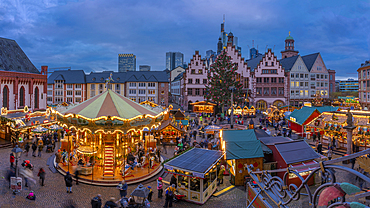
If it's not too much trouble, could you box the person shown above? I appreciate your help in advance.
[38,144,43,157]
[64,171,73,193]
[91,194,102,208]
[104,197,118,208]
[327,149,333,160]
[26,191,36,200]
[37,167,46,186]
[32,142,37,157]
[55,150,62,169]
[170,174,177,188]
[218,165,225,185]
[74,168,80,185]
[164,184,176,208]
[147,185,153,202]
[25,142,30,157]
[157,177,163,198]
[317,142,323,154]
[10,153,15,168]
[350,157,356,169]
[117,180,128,198]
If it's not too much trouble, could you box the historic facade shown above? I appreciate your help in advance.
[0,37,48,111]
[358,60,370,108]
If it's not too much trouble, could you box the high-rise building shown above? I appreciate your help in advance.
[139,65,151,71]
[205,50,216,59]
[118,54,136,72]
[219,17,241,53]
[166,52,184,71]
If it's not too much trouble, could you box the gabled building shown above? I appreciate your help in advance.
[171,72,184,106]
[0,37,48,111]
[358,60,370,108]
[302,53,329,99]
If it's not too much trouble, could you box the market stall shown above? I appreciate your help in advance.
[190,101,216,114]
[52,89,167,185]
[157,120,184,143]
[265,106,284,123]
[163,148,224,205]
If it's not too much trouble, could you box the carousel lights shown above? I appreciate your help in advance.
[76,149,98,154]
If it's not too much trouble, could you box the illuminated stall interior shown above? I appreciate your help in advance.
[228,106,256,117]
[306,110,370,150]
[190,101,216,114]
[157,120,184,143]
[164,148,224,205]
[264,106,284,122]
[53,89,167,184]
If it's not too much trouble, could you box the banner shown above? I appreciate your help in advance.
[11,177,22,191]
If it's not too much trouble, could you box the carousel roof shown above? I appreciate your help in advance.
[61,89,158,119]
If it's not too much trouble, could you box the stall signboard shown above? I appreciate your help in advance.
[11,177,22,191]
[247,183,272,208]
[193,172,204,178]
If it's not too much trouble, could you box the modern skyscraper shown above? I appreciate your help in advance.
[139,65,151,71]
[205,50,216,59]
[118,54,136,72]
[166,52,184,71]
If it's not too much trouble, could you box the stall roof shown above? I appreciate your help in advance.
[254,129,270,138]
[258,136,292,145]
[274,141,320,164]
[222,129,256,142]
[288,107,319,125]
[165,148,224,173]
[226,141,264,159]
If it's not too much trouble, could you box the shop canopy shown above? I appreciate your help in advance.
[222,129,257,142]
[225,141,264,160]
[274,141,320,165]
[62,89,158,119]
[165,148,224,175]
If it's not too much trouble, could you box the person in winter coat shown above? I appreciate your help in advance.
[91,194,102,208]
[64,171,73,193]
[117,180,128,198]
[104,197,118,208]
[38,144,43,157]
[218,165,225,185]
[164,184,176,208]
[32,143,37,157]
[170,175,177,188]
[157,177,163,198]
[10,153,15,168]
[327,149,333,160]
[147,186,153,202]
[37,168,46,186]
[25,143,30,157]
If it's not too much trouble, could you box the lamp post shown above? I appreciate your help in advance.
[229,86,236,129]
[11,145,22,177]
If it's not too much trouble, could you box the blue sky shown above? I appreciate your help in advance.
[0,0,369,80]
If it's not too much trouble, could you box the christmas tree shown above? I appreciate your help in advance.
[205,50,244,114]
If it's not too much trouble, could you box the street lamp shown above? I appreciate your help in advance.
[229,86,236,129]
[11,145,22,177]
[249,118,254,129]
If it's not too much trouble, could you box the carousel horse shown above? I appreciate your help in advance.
[137,156,146,169]
[120,161,138,176]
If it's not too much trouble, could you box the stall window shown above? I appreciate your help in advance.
[190,177,200,192]
[178,175,189,189]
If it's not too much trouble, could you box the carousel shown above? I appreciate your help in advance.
[51,89,168,185]
[264,106,284,123]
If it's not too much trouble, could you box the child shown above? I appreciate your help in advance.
[147,186,153,202]
[26,191,36,200]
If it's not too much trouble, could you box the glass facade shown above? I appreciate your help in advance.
[118,54,136,72]
[166,52,184,70]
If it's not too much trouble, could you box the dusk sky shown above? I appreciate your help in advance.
[1,0,369,80]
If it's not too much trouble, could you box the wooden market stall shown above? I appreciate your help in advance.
[220,129,265,186]
[265,106,284,123]
[190,101,216,114]
[306,110,370,150]
[164,148,224,205]
[53,89,167,185]
[157,120,184,143]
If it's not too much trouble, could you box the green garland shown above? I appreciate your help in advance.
[0,116,15,124]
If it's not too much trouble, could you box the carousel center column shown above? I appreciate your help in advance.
[344,109,355,155]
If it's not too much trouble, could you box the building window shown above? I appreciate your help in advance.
[278,88,284,95]
[148,83,155,87]
[300,74,304,78]
[48,84,53,89]
[296,74,299,78]
[198,69,202,74]
[325,75,328,79]
[262,70,269,74]
[256,88,262,95]
[291,90,294,96]
[91,84,95,90]
[75,98,81,103]
[75,84,81,89]
[34,87,39,109]
[148,90,155,95]
[19,87,25,107]
[191,69,195,74]
[75,91,81,96]
[295,90,299,95]
[291,73,294,78]
[67,91,73,96]
[47,90,52,96]
[300,82,304,87]
[129,90,136,94]
[271,62,274,66]
[330,83,333,92]
[202,88,206,95]
[195,88,200,95]
[139,83,146,87]
[203,79,207,84]
[321,74,324,79]
[271,87,277,95]
[264,78,269,83]
[330,75,333,80]
[295,82,299,87]
[91,91,95,97]
[265,62,268,66]
[257,78,262,83]
[67,97,72,103]
[196,62,198,66]
[139,90,146,95]
[271,78,277,83]
[263,88,269,95]
[291,81,294,87]
[47,97,52,102]
[129,83,136,87]
[188,88,193,95]
[188,79,193,84]
[271,69,277,74]
[305,90,308,96]
[67,84,73,89]
[317,82,320,87]
[195,79,200,84]
[305,82,308,86]
[305,74,308,78]
[317,74,320,79]
[317,66,322,71]
[99,84,104,90]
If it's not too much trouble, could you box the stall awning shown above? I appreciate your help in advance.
[226,141,264,160]
[222,129,256,142]
[274,141,320,165]
[164,148,224,174]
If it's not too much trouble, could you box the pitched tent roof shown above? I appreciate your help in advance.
[288,107,320,125]
[315,106,339,113]
[48,70,86,84]
[279,55,299,71]
[274,140,320,164]
[165,148,224,174]
[226,141,264,159]
[222,129,257,142]
[258,136,292,145]
[173,110,185,119]
[254,129,270,138]
[157,120,184,132]
[61,89,158,119]
[302,53,319,71]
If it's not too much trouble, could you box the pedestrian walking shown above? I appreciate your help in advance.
[147,186,153,202]
[25,142,30,156]
[350,158,356,169]
[10,153,15,168]
[327,149,333,160]
[117,180,128,198]
[91,194,102,208]
[104,197,118,208]
[317,142,323,154]
[32,143,37,157]
[157,177,163,198]
[218,165,225,185]
[38,144,43,157]
[37,168,46,186]
[64,171,73,193]
[74,168,80,185]
[164,184,175,208]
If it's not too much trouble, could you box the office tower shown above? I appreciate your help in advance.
[205,50,216,59]
[139,65,151,71]
[166,52,184,71]
[118,54,136,72]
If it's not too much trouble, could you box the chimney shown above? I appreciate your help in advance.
[41,66,48,75]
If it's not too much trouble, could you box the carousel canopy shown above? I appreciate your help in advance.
[61,89,158,119]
